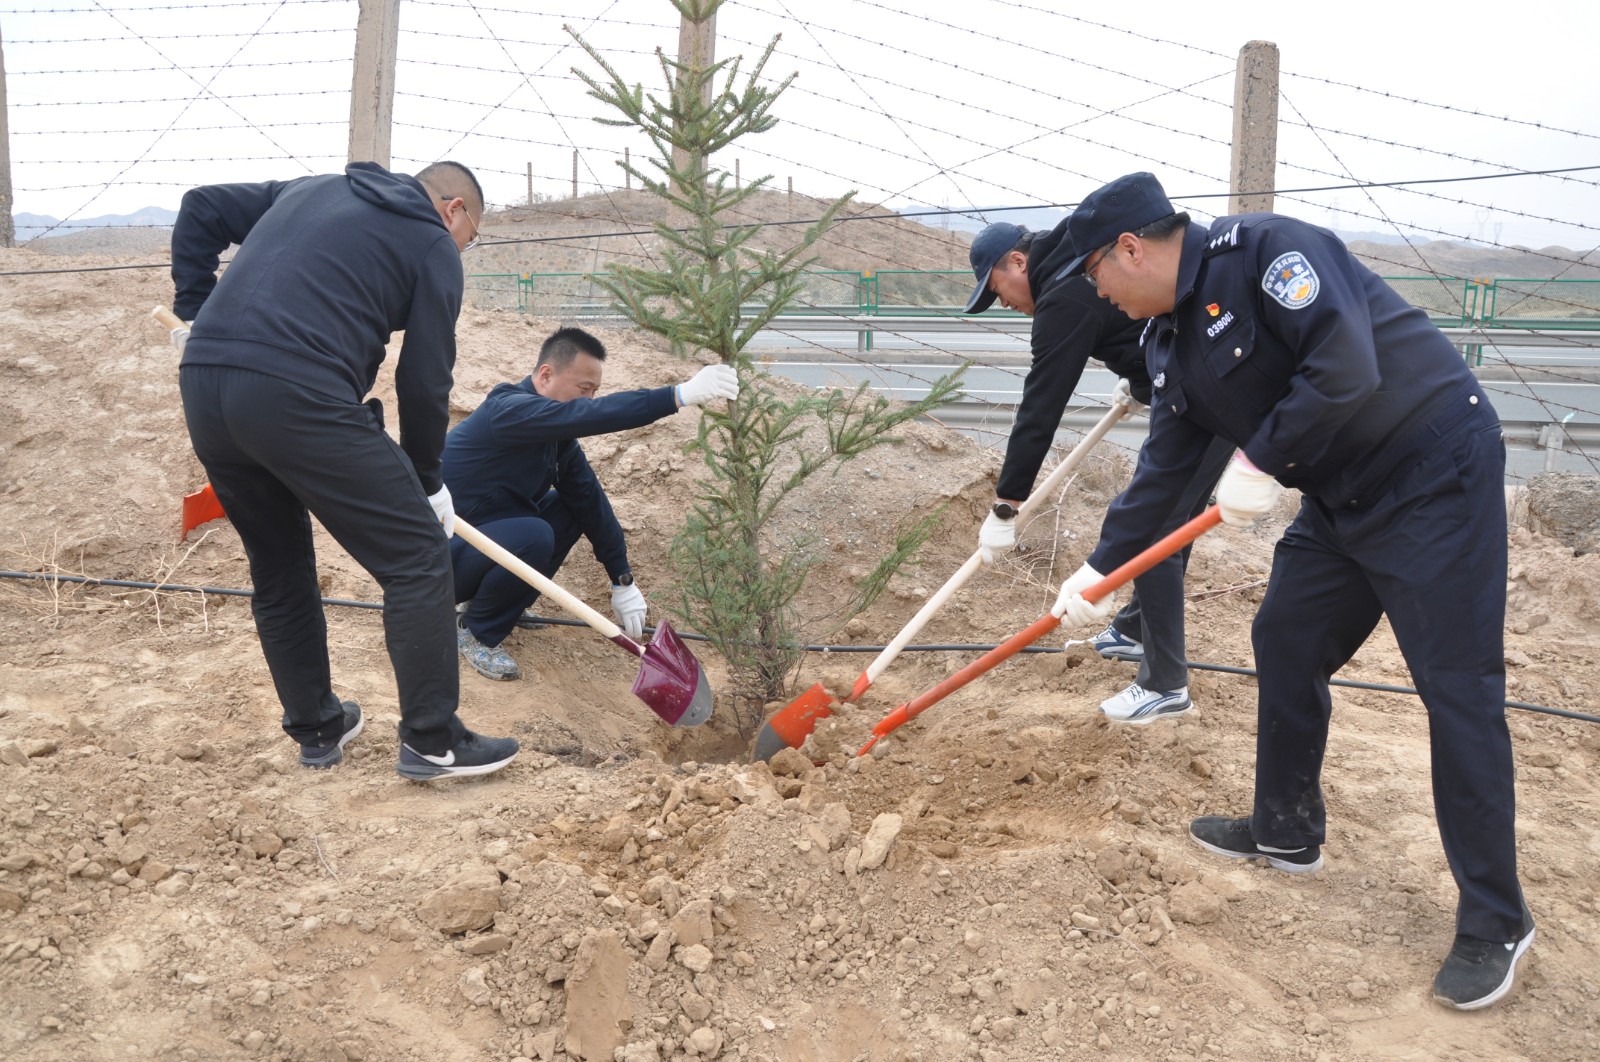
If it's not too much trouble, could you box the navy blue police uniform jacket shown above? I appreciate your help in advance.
[442,381,679,582]
[173,163,462,494]
[997,217,1149,502]
[1087,214,1493,574]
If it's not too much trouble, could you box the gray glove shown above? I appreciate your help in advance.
[1111,377,1146,413]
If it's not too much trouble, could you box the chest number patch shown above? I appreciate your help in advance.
[1262,251,1320,309]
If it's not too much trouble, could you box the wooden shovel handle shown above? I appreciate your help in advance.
[850,401,1132,697]
[453,517,639,653]
[152,306,186,331]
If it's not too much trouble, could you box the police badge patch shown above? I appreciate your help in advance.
[1262,251,1320,309]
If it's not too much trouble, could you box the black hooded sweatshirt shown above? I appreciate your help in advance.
[172,163,462,493]
[996,215,1149,502]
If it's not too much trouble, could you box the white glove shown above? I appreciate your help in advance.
[427,485,456,537]
[1051,562,1116,628]
[978,510,1016,565]
[611,581,647,640]
[677,364,739,406]
[169,322,192,355]
[1111,377,1145,413]
[1216,451,1283,528]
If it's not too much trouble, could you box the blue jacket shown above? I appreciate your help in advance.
[1089,214,1494,572]
[998,216,1148,501]
[172,163,462,493]
[443,380,680,580]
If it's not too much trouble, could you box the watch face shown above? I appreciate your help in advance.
[993,502,1018,520]
[617,573,635,587]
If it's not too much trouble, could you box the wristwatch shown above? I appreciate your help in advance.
[614,572,635,587]
[991,501,1019,520]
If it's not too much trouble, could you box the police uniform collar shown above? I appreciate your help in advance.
[1170,221,1210,310]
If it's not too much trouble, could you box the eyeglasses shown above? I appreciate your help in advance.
[441,196,481,251]
[1083,242,1115,288]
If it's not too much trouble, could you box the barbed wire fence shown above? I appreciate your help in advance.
[2,0,1599,484]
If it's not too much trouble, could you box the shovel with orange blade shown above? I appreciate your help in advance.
[855,505,1224,757]
[752,400,1133,761]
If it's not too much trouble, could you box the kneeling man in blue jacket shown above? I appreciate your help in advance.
[442,326,738,680]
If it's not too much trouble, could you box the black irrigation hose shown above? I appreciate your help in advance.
[4,569,1596,726]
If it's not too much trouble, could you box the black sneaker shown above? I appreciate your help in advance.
[298,701,365,769]
[1433,912,1536,1010]
[1189,815,1323,874]
[396,730,520,781]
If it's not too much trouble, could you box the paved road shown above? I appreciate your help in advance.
[752,343,1600,484]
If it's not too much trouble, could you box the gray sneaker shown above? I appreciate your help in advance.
[457,620,520,681]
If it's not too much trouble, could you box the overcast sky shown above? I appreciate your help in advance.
[3,0,1596,253]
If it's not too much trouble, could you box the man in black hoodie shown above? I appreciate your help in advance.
[963,219,1233,724]
[171,160,518,781]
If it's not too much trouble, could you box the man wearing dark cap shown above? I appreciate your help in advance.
[963,218,1232,724]
[1051,171,1529,1010]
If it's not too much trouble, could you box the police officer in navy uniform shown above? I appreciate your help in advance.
[1047,172,1530,1010]
[962,219,1233,724]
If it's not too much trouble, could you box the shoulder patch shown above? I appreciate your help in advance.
[1262,251,1320,309]
[1204,222,1242,255]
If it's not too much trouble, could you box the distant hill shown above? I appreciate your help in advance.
[10,195,1594,290]
[14,207,179,243]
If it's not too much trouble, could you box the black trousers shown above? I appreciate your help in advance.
[179,365,465,754]
[1249,397,1523,942]
[451,491,588,648]
[1108,434,1234,692]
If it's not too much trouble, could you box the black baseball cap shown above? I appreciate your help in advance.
[963,222,1027,314]
[1061,172,1175,277]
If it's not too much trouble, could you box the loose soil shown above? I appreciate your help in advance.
[2,243,1599,1062]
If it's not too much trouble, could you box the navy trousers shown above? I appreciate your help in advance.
[452,491,586,648]
[1106,434,1234,692]
[1249,399,1523,942]
[178,365,465,755]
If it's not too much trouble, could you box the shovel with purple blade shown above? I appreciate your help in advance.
[453,518,712,726]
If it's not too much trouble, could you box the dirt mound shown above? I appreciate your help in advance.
[2,248,1599,1061]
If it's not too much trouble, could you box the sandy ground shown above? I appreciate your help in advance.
[2,247,1600,1062]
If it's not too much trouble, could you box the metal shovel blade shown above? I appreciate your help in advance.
[631,619,713,727]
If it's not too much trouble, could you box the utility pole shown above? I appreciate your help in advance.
[0,20,14,247]
[526,162,532,207]
[672,3,716,190]
[624,147,631,191]
[572,150,578,199]
[1228,40,1279,214]
[347,0,401,167]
